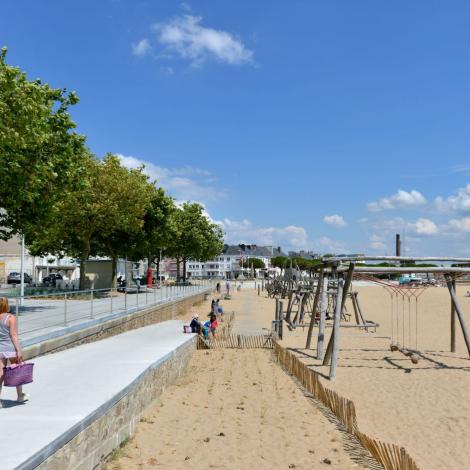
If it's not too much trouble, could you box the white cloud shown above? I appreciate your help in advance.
[152,15,253,66]
[180,2,192,12]
[452,164,470,176]
[217,218,308,250]
[413,218,438,235]
[435,183,470,213]
[369,234,386,251]
[132,38,152,57]
[315,236,347,253]
[323,214,347,228]
[367,189,426,212]
[117,154,225,203]
[446,217,470,233]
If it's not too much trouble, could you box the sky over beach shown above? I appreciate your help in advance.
[2,1,470,255]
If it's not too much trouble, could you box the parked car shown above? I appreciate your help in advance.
[42,273,63,287]
[7,272,32,285]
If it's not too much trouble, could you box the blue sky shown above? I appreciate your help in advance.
[3,0,470,255]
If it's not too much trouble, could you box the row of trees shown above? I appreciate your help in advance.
[0,48,224,289]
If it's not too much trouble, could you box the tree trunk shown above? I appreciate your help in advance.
[79,238,91,291]
[156,252,161,281]
[183,257,187,282]
[111,254,117,289]
[79,257,87,290]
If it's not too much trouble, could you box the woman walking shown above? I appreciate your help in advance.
[0,297,28,406]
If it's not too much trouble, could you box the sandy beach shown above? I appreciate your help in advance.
[105,347,370,469]
[266,282,470,470]
[106,281,470,469]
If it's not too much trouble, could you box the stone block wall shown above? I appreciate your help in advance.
[35,338,196,470]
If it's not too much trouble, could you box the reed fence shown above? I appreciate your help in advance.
[272,340,420,470]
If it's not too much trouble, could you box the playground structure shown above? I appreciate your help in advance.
[268,255,470,380]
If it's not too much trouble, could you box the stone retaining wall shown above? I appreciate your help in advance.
[33,338,196,470]
[24,291,207,360]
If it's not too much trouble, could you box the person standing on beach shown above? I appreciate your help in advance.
[0,297,28,406]
[216,282,221,294]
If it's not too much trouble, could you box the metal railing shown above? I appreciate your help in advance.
[14,280,214,340]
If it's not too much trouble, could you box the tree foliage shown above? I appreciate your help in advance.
[241,257,265,269]
[167,202,224,281]
[0,47,86,239]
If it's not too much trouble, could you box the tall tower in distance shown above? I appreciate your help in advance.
[395,233,401,257]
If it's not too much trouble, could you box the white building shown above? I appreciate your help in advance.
[186,244,286,279]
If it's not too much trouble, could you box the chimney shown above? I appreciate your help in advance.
[395,234,401,257]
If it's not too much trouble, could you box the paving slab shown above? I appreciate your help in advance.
[0,320,194,470]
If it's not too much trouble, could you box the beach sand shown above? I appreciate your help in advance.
[105,348,368,469]
[250,282,470,470]
[106,284,376,469]
[106,281,470,469]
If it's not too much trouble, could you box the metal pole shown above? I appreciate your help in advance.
[20,234,25,305]
[124,287,127,313]
[145,286,148,305]
[110,289,113,314]
[90,289,94,319]
[64,293,68,326]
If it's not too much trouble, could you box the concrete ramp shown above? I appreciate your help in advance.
[0,320,195,470]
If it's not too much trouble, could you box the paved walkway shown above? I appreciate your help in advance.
[0,320,194,470]
[16,285,208,346]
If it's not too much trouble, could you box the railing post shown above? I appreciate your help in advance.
[64,293,68,326]
[110,289,113,314]
[136,287,139,307]
[90,289,94,319]
[124,287,127,313]
[154,285,156,304]
[15,297,19,320]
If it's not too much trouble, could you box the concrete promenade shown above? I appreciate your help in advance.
[15,284,208,346]
[0,320,195,470]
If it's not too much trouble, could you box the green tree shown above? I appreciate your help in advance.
[95,155,155,287]
[0,47,86,239]
[167,203,224,281]
[129,186,176,281]
[271,256,288,269]
[29,154,153,289]
[240,257,265,270]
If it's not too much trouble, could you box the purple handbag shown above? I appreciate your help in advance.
[3,362,34,387]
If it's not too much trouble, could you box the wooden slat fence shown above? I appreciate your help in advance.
[197,334,273,350]
[272,340,420,470]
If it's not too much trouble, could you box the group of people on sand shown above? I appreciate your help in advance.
[0,297,29,407]
[189,293,228,339]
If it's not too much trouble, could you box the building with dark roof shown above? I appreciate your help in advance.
[186,244,285,279]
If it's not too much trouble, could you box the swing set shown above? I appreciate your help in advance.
[273,255,470,380]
